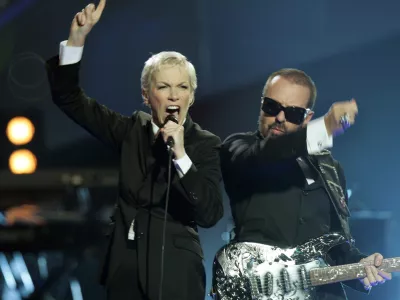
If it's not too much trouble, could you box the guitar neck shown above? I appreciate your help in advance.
[310,257,400,286]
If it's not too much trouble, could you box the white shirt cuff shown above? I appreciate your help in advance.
[59,40,84,65]
[173,154,193,178]
[306,116,333,154]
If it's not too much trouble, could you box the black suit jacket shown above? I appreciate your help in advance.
[46,56,223,300]
[221,129,368,296]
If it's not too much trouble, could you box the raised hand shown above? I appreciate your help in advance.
[67,0,106,47]
[324,98,358,137]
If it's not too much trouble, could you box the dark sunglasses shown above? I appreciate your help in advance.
[261,97,311,125]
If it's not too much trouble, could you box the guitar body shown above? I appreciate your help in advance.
[210,233,348,300]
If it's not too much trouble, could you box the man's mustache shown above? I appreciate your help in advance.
[269,123,285,133]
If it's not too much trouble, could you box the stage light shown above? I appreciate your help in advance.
[8,149,37,174]
[6,116,35,145]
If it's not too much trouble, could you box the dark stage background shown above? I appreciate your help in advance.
[1,0,399,299]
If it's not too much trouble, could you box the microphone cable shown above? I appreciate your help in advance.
[158,115,177,300]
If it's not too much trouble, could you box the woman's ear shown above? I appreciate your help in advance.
[142,89,150,107]
[189,93,195,107]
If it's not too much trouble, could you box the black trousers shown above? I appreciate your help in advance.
[106,246,147,300]
[104,217,205,300]
[105,219,147,300]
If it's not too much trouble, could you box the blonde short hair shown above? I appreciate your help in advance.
[141,51,197,104]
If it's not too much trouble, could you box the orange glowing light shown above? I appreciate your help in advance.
[9,149,37,174]
[6,116,35,145]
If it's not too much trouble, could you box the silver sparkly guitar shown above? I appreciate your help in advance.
[210,233,399,300]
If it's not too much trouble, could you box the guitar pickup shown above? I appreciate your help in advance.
[264,272,273,296]
[281,268,292,293]
[299,265,310,290]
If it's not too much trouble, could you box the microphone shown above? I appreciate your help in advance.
[162,115,179,150]
[159,114,178,300]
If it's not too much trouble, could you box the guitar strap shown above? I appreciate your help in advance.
[308,152,355,245]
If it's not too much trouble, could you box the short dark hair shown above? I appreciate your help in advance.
[262,68,317,110]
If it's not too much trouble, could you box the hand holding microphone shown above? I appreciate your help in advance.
[160,115,186,159]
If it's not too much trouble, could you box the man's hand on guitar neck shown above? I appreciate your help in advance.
[359,253,392,290]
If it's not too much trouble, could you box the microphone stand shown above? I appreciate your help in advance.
[158,144,174,300]
[158,114,178,300]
